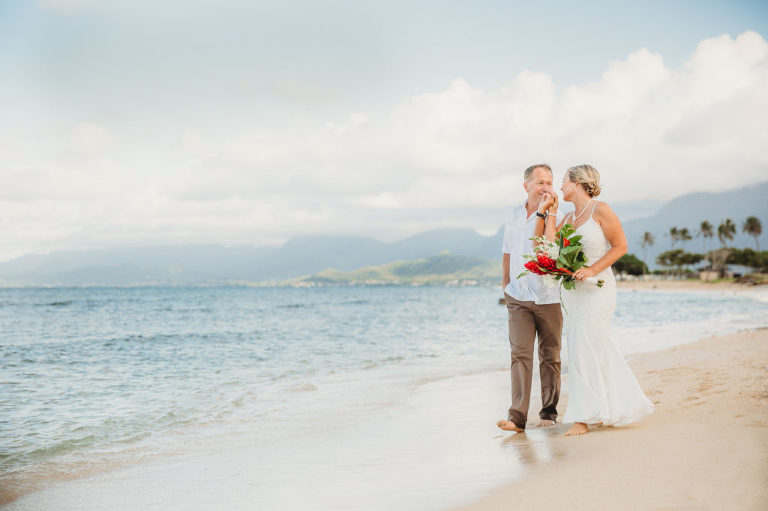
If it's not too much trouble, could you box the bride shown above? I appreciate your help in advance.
[538,164,654,436]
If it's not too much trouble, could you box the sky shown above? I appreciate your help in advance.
[1,0,767,261]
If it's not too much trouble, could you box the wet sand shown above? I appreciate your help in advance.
[451,328,768,511]
[1,366,555,511]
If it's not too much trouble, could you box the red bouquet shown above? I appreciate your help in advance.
[518,224,604,289]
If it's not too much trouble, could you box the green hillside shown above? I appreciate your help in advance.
[296,252,500,286]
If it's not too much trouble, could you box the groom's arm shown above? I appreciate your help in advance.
[501,216,512,290]
[533,194,560,242]
[502,253,510,290]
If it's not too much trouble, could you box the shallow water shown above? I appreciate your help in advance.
[2,285,767,507]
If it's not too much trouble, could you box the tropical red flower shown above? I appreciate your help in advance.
[524,260,545,275]
[536,254,557,270]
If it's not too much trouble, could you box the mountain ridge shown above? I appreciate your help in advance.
[1,182,765,286]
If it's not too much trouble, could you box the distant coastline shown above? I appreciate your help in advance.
[0,182,765,287]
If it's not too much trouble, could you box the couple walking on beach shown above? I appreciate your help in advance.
[497,164,654,436]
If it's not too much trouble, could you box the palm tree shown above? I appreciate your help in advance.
[668,227,679,249]
[698,221,714,251]
[742,216,762,251]
[717,219,736,247]
[678,228,692,250]
[641,232,654,276]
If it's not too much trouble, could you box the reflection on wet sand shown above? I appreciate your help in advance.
[499,426,568,467]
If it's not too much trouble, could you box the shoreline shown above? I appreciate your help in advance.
[616,278,765,292]
[450,327,768,511]
[2,286,767,510]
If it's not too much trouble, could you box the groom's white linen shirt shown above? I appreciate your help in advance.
[502,201,564,304]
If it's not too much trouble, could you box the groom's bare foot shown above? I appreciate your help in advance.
[497,420,524,432]
[564,422,589,436]
[537,419,556,428]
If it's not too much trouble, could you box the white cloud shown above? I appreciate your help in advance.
[1,31,767,260]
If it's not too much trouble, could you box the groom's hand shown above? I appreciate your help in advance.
[539,192,554,214]
[549,193,559,214]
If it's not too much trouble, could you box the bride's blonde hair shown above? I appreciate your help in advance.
[567,164,601,197]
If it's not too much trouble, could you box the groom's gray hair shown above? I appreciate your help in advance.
[524,163,552,182]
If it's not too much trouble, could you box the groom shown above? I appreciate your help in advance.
[497,164,563,433]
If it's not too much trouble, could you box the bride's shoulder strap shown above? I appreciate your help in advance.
[588,200,600,220]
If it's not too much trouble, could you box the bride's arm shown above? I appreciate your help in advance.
[546,211,570,241]
[554,211,569,233]
[572,202,628,280]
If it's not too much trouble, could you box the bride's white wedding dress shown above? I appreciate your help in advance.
[561,205,654,426]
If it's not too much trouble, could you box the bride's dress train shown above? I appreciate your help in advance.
[561,212,654,426]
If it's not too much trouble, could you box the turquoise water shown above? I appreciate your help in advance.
[2,285,767,500]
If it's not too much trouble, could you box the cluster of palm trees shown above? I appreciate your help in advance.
[639,216,763,275]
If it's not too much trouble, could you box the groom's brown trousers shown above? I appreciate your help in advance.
[504,294,563,430]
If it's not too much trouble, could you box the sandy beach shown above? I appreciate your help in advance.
[616,279,758,292]
[452,327,768,511]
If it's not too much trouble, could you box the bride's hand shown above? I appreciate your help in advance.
[573,267,596,281]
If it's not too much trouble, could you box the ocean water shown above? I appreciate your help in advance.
[1,285,767,506]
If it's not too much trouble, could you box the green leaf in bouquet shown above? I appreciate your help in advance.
[569,234,583,244]
[561,244,580,255]
[562,279,575,290]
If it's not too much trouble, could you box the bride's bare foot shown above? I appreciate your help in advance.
[497,420,524,432]
[537,419,556,428]
[564,422,589,436]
